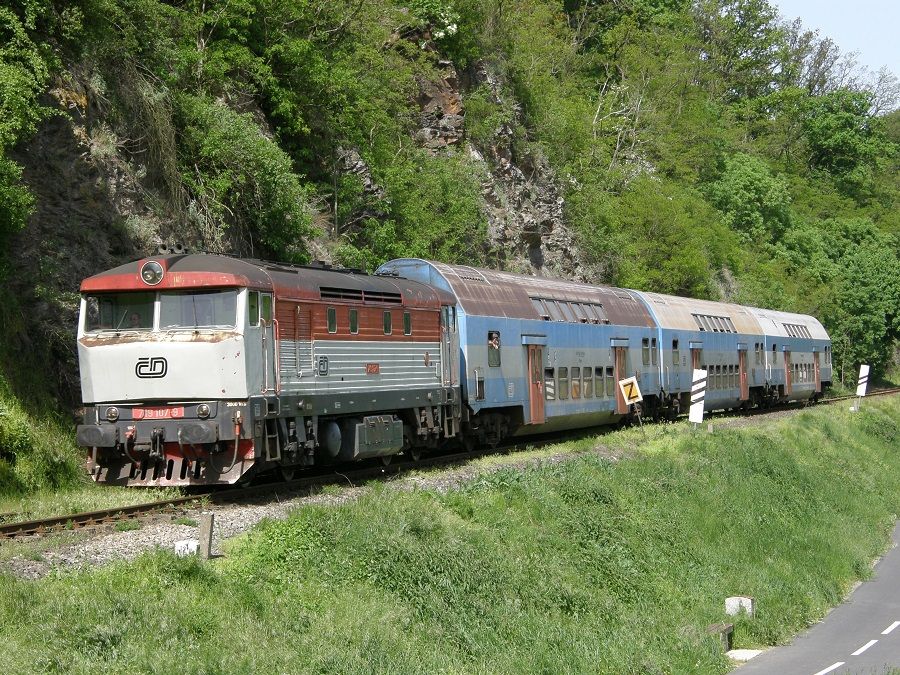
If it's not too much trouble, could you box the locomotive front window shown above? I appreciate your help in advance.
[159,290,238,329]
[84,292,155,331]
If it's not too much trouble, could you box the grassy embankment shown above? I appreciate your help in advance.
[0,397,898,673]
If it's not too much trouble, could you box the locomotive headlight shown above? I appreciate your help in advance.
[106,406,120,422]
[140,260,164,286]
[197,403,211,419]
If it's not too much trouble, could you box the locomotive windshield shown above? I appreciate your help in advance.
[83,289,238,332]
[159,290,238,329]
[84,292,154,331]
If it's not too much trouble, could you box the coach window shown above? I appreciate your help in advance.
[327,307,337,334]
[642,338,650,366]
[349,309,359,335]
[571,367,581,399]
[605,366,615,397]
[651,338,658,366]
[544,368,556,400]
[488,331,501,367]
[404,311,412,336]
[584,368,593,398]
[248,291,259,326]
[558,367,569,400]
[772,343,778,364]
[672,339,679,366]
[383,311,392,335]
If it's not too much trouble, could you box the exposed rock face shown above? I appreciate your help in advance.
[415,60,465,151]
[409,56,593,282]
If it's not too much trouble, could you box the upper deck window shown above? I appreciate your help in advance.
[84,292,155,332]
[160,290,238,329]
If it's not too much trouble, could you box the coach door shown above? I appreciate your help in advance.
[613,345,628,414]
[784,349,792,396]
[814,351,821,393]
[440,306,459,386]
[526,345,545,424]
[738,346,749,401]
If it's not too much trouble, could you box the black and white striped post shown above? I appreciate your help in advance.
[689,369,707,429]
[852,364,870,412]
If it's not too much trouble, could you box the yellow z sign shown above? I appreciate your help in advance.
[618,376,643,404]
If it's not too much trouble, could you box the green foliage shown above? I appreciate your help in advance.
[175,94,316,260]
[706,152,792,241]
[573,177,736,297]
[802,90,887,177]
[335,151,489,270]
[0,155,33,250]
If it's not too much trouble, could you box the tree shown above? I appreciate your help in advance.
[706,152,791,241]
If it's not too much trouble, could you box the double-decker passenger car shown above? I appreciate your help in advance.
[76,254,832,486]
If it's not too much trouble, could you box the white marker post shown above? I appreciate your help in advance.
[618,376,644,436]
[852,364,870,412]
[689,369,708,428]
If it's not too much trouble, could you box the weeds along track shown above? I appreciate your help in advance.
[2,388,898,541]
[0,445,511,540]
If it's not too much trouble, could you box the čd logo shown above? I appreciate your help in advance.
[135,357,168,378]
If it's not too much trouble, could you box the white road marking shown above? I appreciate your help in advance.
[812,663,845,675]
[883,620,900,635]
[851,639,878,656]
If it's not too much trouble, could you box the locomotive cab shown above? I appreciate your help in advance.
[75,256,274,485]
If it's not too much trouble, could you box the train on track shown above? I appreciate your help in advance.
[75,254,832,486]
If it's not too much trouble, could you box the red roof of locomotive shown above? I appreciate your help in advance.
[80,254,453,309]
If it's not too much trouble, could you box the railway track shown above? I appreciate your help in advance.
[2,387,898,541]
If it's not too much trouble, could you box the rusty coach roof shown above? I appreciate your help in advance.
[377,259,656,327]
[82,255,453,308]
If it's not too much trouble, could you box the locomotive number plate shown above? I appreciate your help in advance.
[365,363,381,375]
[133,406,185,420]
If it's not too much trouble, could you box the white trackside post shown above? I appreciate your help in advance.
[689,369,708,429]
[852,364,869,412]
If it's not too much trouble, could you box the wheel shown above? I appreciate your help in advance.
[380,454,393,467]
[280,467,295,481]
[406,447,422,462]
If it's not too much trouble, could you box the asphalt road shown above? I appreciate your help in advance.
[737,522,900,675]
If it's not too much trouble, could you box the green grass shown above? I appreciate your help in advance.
[0,485,181,522]
[0,397,898,673]
[113,520,141,532]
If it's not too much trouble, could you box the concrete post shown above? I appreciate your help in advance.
[198,512,214,560]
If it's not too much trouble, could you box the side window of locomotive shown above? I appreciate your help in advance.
[595,367,604,397]
[558,367,569,400]
[383,310,392,335]
[488,331,501,367]
[248,291,259,327]
[672,339,679,366]
[651,338,658,366]
[571,367,581,399]
[403,311,412,336]
[583,368,593,398]
[349,309,359,335]
[544,368,556,400]
[327,307,337,334]
[642,338,650,366]
[261,294,273,326]
[605,366,614,397]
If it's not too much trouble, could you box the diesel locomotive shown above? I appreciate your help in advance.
[75,254,832,486]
